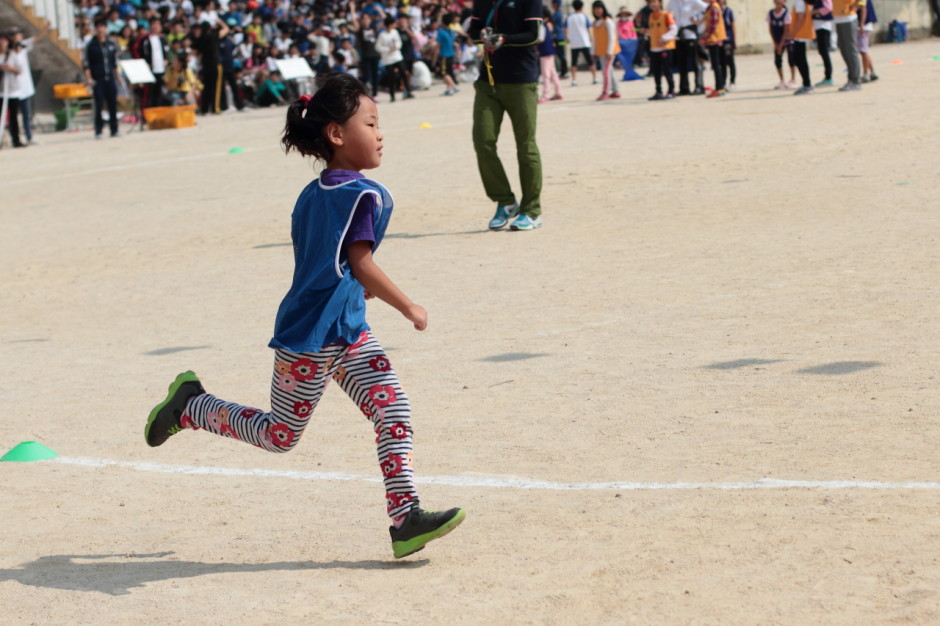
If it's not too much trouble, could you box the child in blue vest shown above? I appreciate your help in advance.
[767,0,796,89]
[145,72,465,560]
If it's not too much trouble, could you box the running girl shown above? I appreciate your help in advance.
[145,73,465,560]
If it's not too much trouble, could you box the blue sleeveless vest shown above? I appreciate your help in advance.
[269,177,394,353]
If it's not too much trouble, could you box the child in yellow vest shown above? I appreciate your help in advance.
[698,0,727,97]
[832,0,861,90]
[646,0,678,99]
[592,0,621,100]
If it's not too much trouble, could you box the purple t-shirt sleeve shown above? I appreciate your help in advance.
[319,169,377,253]
[342,193,376,252]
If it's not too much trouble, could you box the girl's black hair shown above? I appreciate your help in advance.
[592,0,612,18]
[281,72,371,162]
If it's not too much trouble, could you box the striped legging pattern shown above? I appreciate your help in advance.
[182,330,418,518]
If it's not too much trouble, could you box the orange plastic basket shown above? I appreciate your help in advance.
[143,105,197,130]
[53,83,91,99]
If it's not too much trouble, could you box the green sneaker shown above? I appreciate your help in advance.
[145,371,205,447]
[390,506,466,558]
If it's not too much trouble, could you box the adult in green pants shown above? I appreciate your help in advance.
[468,0,544,231]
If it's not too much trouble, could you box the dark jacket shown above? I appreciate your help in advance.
[84,36,119,81]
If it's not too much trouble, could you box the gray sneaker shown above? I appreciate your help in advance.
[839,82,862,92]
[793,86,815,95]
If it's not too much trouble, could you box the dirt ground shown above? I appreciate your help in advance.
[3,40,940,624]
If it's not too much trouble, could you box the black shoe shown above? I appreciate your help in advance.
[404,93,415,99]
[648,93,665,100]
[677,89,691,96]
[145,371,205,447]
[390,505,466,558]
[665,92,676,99]
[692,87,706,95]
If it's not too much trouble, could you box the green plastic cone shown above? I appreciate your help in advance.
[228,147,245,154]
[1,441,58,462]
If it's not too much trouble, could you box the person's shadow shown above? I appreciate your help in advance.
[0,552,428,596]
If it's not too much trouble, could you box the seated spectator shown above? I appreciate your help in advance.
[164,53,198,105]
[331,50,351,73]
[338,37,359,70]
[255,68,287,106]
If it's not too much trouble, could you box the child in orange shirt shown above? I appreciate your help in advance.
[788,0,815,94]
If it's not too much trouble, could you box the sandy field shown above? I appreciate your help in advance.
[2,39,940,624]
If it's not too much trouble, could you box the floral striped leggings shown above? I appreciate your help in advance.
[181,330,418,519]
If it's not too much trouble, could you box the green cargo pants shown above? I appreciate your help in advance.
[471,81,542,218]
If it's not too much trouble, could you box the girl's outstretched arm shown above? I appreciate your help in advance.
[347,240,428,330]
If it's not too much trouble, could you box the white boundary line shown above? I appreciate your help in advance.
[47,457,940,491]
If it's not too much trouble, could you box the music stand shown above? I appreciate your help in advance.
[118,59,156,132]
[275,58,315,99]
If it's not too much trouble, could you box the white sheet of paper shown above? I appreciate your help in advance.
[119,59,156,85]
[275,58,315,80]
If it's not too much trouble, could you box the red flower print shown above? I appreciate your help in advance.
[291,358,317,382]
[359,402,373,418]
[180,414,200,431]
[368,384,397,408]
[388,423,409,440]
[386,492,414,513]
[240,408,261,420]
[369,356,391,372]
[268,423,295,448]
[381,454,405,478]
[220,424,239,439]
[293,400,313,419]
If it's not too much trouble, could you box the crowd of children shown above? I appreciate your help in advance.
[543,0,879,101]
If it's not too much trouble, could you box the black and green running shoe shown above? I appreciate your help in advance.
[145,371,205,447]
[390,506,466,559]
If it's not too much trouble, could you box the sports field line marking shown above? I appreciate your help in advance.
[0,147,270,187]
[47,457,940,491]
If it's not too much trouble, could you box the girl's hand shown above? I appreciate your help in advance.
[364,289,376,300]
[405,303,428,331]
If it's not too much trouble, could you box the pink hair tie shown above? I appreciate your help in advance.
[299,94,312,117]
